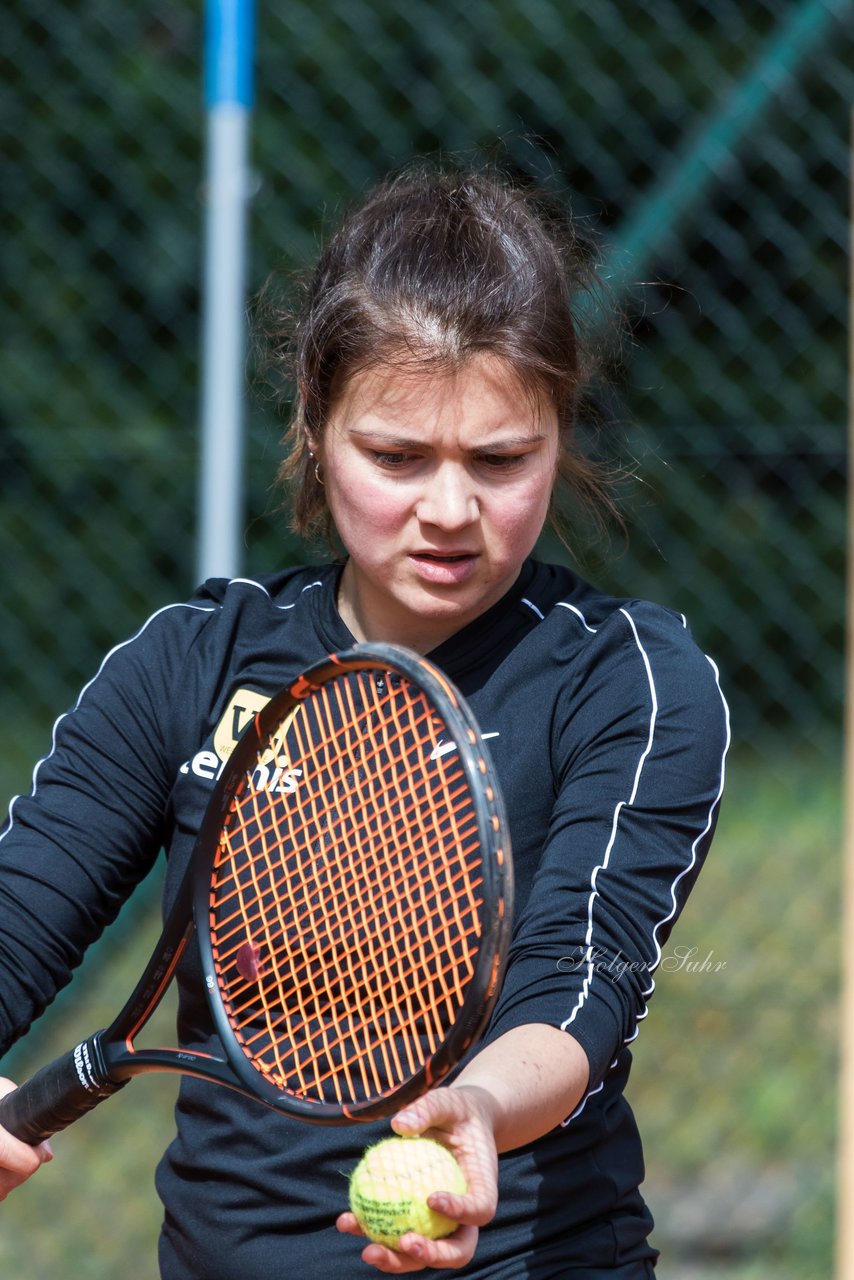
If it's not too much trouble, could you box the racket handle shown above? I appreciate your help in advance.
[0,1033,125,1145]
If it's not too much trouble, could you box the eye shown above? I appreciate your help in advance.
[370,451,415,469]
[475,452,528,472]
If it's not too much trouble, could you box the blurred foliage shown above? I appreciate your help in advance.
[0,873,179,1279]
[630,746,841,1278]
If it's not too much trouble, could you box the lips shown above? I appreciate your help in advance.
[411,549,478,561]
[408,550,479,584]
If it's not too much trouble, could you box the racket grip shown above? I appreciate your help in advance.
[0,1033,125,1145]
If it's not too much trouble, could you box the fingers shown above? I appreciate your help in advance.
[335,1213,480,1274]
[0,1077,52,1202]
[338,1085,502,1270]
[391,1087,500,1226]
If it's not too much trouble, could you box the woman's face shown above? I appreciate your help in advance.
[315,355,559,653]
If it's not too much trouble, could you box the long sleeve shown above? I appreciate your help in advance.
[483,598,730,1093]
[0,601,213,1053]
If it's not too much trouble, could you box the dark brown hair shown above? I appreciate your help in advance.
[262,163,618,547]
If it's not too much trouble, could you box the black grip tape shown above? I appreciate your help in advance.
[0,1034,126,1145]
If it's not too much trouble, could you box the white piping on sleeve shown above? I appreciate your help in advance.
[561,609,657,1039]
[620,610,658,805]
[636,655,730,1007]
[0,602,218,848]
[1,576,328,845]
[561,616,731,1124]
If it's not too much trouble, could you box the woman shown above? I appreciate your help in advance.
[0,166,729,1277]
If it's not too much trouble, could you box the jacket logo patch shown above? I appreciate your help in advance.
[213,688,272,763]
[180,687,273,784]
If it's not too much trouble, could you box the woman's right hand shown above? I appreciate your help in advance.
[0,1077,52,1200]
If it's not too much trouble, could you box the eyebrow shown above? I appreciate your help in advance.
[349,428,549,449]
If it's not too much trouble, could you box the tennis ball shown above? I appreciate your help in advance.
[349,1136,467,1248]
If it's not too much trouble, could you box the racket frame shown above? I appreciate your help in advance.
[195,642,513,1122]
[0,642,512,1142]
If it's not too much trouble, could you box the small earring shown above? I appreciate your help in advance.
[308,451,324,486]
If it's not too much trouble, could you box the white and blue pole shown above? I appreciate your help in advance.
[196,0,255,583]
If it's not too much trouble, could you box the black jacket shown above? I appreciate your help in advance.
[0,559,729,1277]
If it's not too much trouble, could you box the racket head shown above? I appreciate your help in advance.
[193,642,513,1124]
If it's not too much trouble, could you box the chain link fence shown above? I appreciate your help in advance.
[0,1,849,1277]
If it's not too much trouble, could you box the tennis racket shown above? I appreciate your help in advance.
[0,642,513,1146]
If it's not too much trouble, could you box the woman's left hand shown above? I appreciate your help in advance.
[335,1084,500,1273]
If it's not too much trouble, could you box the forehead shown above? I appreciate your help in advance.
[327,355,554,438]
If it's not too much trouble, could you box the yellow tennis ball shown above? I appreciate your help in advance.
[349,1136,467,1247]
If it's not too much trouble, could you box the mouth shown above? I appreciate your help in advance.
[408,550,480,585]
[411,551,477,561]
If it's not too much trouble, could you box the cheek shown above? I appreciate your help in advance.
[489,476,554,544]
[328,473,410,542]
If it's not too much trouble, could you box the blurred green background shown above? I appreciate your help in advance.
[0,1,847,1276]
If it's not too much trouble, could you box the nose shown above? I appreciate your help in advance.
[415,464,479,530]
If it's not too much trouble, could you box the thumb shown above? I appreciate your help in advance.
[392,1083,499,1138]
[390,1086,463,1136]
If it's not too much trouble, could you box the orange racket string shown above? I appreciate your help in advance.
[349,674,484,1073]
[318,674,408,1096]
[213,793,483,1044]
[223,785,292,1078]
[269,688,354,1097]
[215,791,482,1087]
[207,670,489,1103]
[250,674,434,1098]
[333,675,451,1045]
[263,686,365,1099]
[213,788,482,1027]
